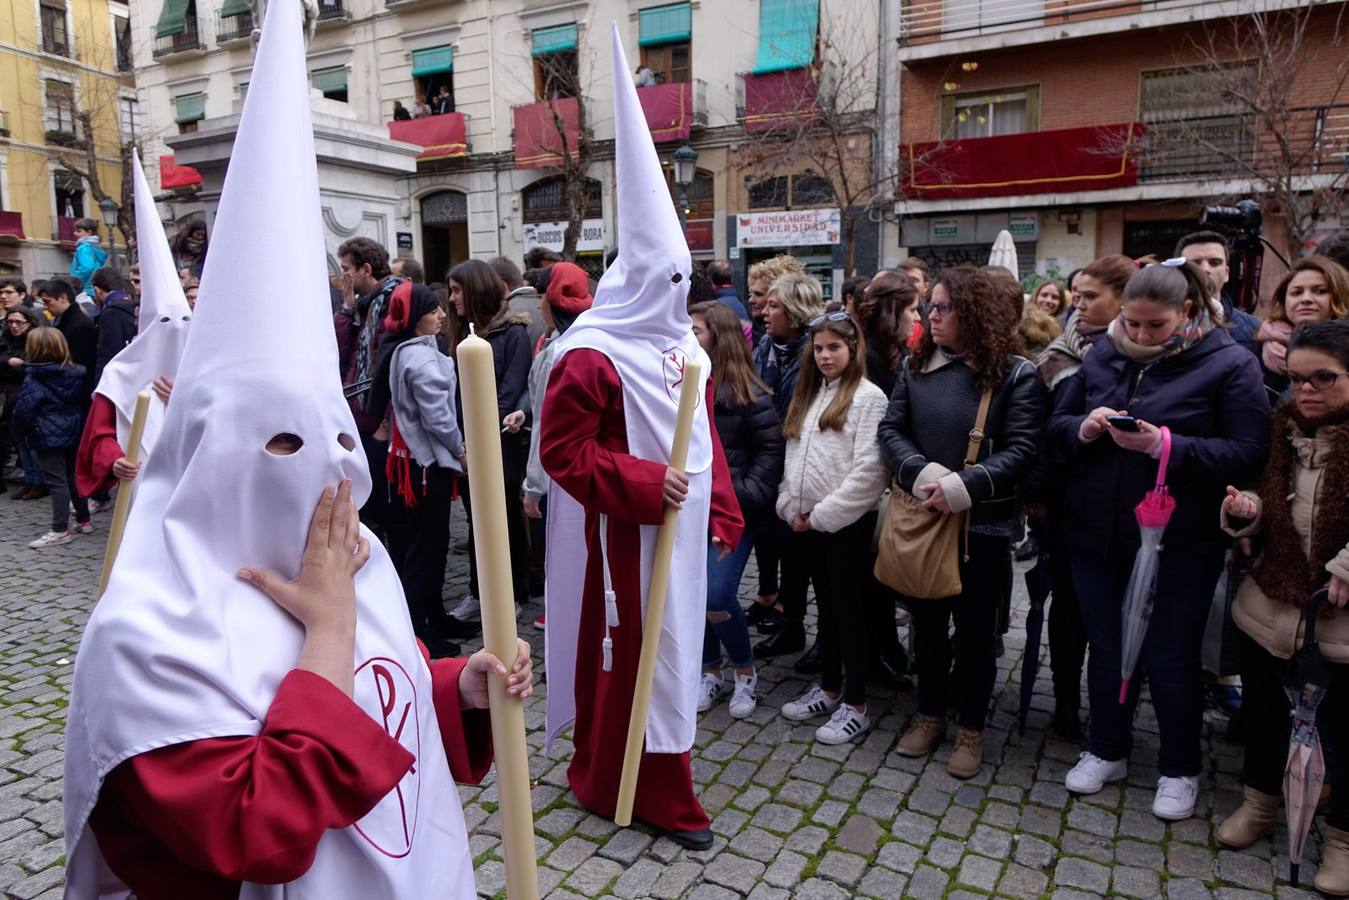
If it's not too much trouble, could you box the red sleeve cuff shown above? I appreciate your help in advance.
[427,656,495,784]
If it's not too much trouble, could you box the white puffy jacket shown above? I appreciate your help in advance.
[776,377,889,533]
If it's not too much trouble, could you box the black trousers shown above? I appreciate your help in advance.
[1044,517,1087,702]
[797,513,877,706]
[461,432,530,604]
[387,461,455,643]
[909,532,1008,730]
[35,446,88,533]
[359,432,389,542]
[754,524,780,597]
[1239,629,1349,829]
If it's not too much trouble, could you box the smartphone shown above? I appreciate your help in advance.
[1107,415,1140,432]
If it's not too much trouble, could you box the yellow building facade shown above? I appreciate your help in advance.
[0,0,134,278]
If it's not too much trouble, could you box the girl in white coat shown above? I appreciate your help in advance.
[776,309,890,744]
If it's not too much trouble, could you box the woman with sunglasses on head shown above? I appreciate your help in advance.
[878,266,1046,779]
[1257,256,1349,401]
[774,306,889,744]
[1215,320,1349,894]
[1049,259,1269,821]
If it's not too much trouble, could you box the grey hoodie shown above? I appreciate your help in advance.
[389,335,464,471]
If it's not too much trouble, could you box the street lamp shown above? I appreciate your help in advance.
[671,142,698,233]
[98,197,118,259]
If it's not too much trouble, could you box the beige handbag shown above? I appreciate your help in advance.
[874,389,993,600]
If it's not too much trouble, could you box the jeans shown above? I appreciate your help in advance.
[386,460,455,643]
[35,447,87,533]
[703,526,757,670]
[11,425,42,485]
[909,532,1007,729]
[1072,547,1224,776]
[1238,628,1349,829]
[800,513,877,706]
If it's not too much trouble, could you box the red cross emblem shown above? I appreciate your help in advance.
[352,657,421,858]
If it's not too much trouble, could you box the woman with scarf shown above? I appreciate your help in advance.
[1215,320,1349,896]
[1048,259,1269,821]
[1256,256,1349,401]
[749,272,824,661]
[370,281,464,658]
[445,259,534,622]
[1027,254,1132,738]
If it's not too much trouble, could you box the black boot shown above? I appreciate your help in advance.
[1051,691,1082,741]
[661,827,713,851]
[754,622,806,658]
[793,639,822,674]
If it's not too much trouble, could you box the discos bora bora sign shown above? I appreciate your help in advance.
[736,208,841,249]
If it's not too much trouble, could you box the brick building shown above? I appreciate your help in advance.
[894,0,1348,290]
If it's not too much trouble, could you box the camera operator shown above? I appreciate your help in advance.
[1175,230,1261,357]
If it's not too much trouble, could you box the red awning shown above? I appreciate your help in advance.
[743,67,817,134]
[513,98,581,169]
[159,154,203,190]
[0,211,24,241]
[637,81,693,143]
[388,112,468,161]
[901,123,1143,200]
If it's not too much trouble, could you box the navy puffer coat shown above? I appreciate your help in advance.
[12,362,86,449]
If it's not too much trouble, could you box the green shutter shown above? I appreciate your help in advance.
[411,45,453,77]
[174,92,205,124]
[531,24,578,56]
[752,0,819,75]
[220,0,249,17]
[638,3,691,47]
[312,66,347,94]
[154,0,191,37]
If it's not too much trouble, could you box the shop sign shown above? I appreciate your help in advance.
[396,231,414,252]
[685,219,714,253]
[927,215,974,245]
[523,217,607,253]
[1008,214,1039,240]
[735,208,841,249]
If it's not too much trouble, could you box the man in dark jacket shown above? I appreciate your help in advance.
[1176,231,1260,357]
[90,267,137,381]
[708,260,750,323]
[38,276,98,405]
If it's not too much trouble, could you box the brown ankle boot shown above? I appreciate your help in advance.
[897,714,946,758]
[1316,827,1349,896]
[947,727,984,779]
[1216,787,1279,849]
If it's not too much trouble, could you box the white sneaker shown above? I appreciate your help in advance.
[448,594,480,621]
[781,684,840,721]
[75,521,94,535]
[29,531,72,549]
[816,704,871,745]
[88,499,111,515]
[1065,752,1128,795]
[728,673,758,719]
[1152,775,1200,821]
[697,672,726,712]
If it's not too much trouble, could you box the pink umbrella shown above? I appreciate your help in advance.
[1119,426,1175,704]
[1284,586,1332,887]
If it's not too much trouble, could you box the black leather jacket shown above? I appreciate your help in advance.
[713,384,785,525]
[878,352,1047,527]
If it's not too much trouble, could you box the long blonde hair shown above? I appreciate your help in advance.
[782,314,866,440]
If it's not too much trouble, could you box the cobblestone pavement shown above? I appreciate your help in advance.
[0,488,1329,899]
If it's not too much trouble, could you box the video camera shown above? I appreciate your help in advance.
[1199,199,1264,313]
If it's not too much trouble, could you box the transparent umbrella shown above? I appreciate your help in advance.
[1119,426,1175,704]
[1284,586,1332,888]
[988,230,1019,278]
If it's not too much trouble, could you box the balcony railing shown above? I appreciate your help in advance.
[316,0,351,22]
[900,0,1220,45]
[153,21,205,57]
[1138,104,1349,183]
[216,9,254,42]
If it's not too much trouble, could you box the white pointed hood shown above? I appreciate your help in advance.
[553,22,711,475]
[64,1,475,896]
[91,150,193,452]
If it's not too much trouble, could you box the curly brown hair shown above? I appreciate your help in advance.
[911,266,1023,392]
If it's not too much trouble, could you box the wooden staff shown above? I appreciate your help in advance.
[614,360,702,827]
[97,391,152,598]
[456,327,539,900]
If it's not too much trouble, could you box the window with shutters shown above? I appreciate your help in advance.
[174,92,205,134]
[411,46,454,114]
[44,80,78,135]
[40,2,70,56]
[114,14,132,70]
[54,171,84,219]
[638,3,691,84]
[521,175,601,224]
[748,176,788,209]
[312,67,348,103]
[532,25,579,101]
[119,96,140,141]
[1138,63,1258,181]
[941,86,1040,139]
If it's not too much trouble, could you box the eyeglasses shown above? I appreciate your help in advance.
[808,311,851,327]
[1289,370,1349,391]
[921,301,954,318]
